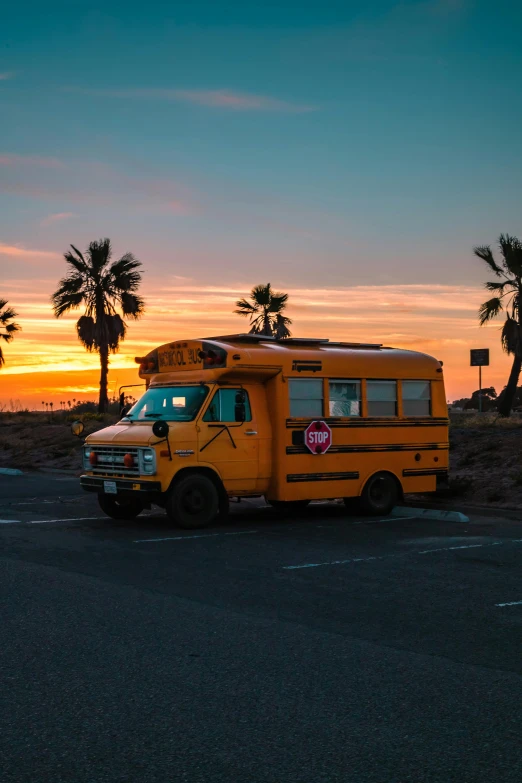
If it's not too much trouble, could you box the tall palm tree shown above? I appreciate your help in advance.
[475,234,522,417]
[234,283,292,338]
[0,299,21,368]
[52,238,145,413]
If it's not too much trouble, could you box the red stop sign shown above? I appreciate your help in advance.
[304,420,332,455]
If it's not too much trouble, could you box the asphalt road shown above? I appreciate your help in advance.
[1,473,522,783]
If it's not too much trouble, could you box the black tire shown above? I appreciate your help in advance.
[267,499,310,511]
[359,472,398,516]
[98,494,144,520]
[167,473,219,529]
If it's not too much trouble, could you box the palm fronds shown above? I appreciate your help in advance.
[0,299,21,368]
[234,282,292,338]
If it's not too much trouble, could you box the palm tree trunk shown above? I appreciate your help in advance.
[98,346,109,413]
[497,354,522,417]
[263,309,271,337]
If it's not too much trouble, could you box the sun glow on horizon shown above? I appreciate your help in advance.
[0,276,512,408]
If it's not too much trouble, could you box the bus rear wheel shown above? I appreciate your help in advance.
[358,472,398,516]
[167,473,219,529]
[98,494,144,520]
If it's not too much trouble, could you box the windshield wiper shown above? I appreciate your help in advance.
[144,413,162,418]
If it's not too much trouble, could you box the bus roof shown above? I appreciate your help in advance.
[137,334,443,383]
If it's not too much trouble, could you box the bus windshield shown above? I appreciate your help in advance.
[125,385,210,422]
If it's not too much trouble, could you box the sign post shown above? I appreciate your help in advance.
[470,349,490,412]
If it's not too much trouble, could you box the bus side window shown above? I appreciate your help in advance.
[402,381,431,416]
[203,389,252,422]
[329,380,361,417]
[289,379,323,417]
[367,381,397,417]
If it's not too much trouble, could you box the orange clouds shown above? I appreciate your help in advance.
[64,87,317,113]
[0,277,512,408]
[0,243,59,261]
[171,89,317,112]
[40,213,77,227]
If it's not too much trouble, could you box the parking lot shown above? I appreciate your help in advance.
[1,473,522,782]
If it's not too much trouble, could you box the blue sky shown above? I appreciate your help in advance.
[2,0,521,282]
[1,0,522,402]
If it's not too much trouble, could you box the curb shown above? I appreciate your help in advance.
[392,506,469,523]
[405,499,522,522]
[0,467,24,476]
[37,468,79,476]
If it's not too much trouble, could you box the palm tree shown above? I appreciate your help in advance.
[52,238,145,413]
[475,234,522,416]
[234,283,292,338]
[0,299,21,368]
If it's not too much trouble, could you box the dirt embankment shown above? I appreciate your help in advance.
[0,414,117,473]
[447,421,522,508]
[1,412,522,509]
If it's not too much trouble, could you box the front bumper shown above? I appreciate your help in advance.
[80,475,162,495]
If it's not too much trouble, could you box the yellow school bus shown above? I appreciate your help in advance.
[80,335,448,528]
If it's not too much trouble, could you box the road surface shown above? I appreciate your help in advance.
[1,472,521,782]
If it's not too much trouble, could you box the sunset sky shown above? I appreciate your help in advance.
[1,0,522,408]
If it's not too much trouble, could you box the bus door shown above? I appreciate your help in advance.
[197,386,259,491]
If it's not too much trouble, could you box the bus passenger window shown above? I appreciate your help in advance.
[367,381,397,417]
[402,381,431,416]
[289,379,323,417]
[329,380,361,417]
[203,389,252,422]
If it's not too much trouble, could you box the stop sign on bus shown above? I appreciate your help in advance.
[304,420,332,454]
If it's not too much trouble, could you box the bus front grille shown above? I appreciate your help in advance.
[90,446,141,477]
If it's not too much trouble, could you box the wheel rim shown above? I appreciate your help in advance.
[182,487,206,515]
[369,477,392,507]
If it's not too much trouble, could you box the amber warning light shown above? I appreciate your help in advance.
[135,354,158,373]
[198,348,226,368]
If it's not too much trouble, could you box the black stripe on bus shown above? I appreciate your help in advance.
[286,443,449,455]
[286,418,449,429]
[286,471,359,483]
[402,468,448,477]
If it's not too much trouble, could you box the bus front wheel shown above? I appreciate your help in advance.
[358,472,398,516]
[167,473,219,529]
[98,494,144,520]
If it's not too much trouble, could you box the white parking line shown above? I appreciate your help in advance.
[416,543,501,554]
[496,600,522,608]
[134,530,259,543]
[0,519,23,524]
[283,539,522,571]
[285,555,383,570]
[29,516,109,524]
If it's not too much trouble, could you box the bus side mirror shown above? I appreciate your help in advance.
[152,420,170,439]
[235,391,246,423]
[71,420,85,438]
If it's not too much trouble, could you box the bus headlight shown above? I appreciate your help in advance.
[140,448,156,475]
[83,447,92,469]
